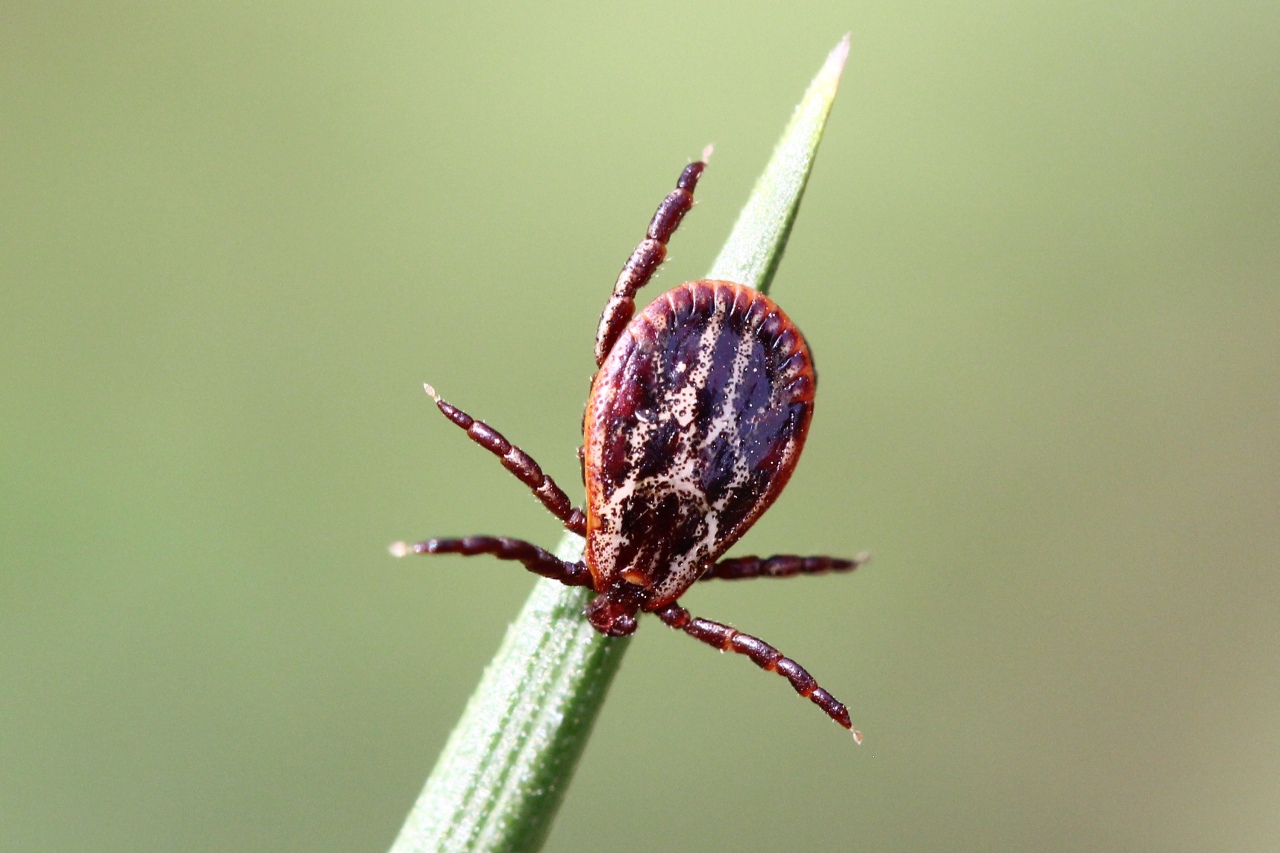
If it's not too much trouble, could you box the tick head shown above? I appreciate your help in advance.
[584,586,645,637]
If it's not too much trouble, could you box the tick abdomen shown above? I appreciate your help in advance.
[584,280,816,606]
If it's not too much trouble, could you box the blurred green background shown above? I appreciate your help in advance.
[3,3,1277,851]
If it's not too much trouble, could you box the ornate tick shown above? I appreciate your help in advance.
[393,150,869,740]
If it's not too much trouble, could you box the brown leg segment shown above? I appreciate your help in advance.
[423,384,586,536]
[390,535,592,588]
[652,602,861,742]
[594,149,711,366]
[699,552,871,582]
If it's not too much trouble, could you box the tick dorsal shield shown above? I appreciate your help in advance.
[583,281,815,607]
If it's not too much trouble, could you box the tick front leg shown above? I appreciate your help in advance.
[390,535,592,588]
[423,384,586,536]
[594,148,712,366]
[652,602,861,742]
[699,552,871,582]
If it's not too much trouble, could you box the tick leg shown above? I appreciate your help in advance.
[390,535,592,588]
[652,601,862,742]
[699,552,870,582]
[594,147,712,366]
[423,384,586,536]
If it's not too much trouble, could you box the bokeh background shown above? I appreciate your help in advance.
[3,3,1278,851]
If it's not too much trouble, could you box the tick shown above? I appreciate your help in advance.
[392,150,869,740]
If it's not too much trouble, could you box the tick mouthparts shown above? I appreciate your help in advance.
[389,541,410,558]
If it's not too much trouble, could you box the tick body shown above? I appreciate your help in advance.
[585,281,815,615]
[394,154,869,740]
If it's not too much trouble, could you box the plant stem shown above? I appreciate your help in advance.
[389,34,850,853]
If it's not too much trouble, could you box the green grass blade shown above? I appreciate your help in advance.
[389,537,626,853]
[710,35,850,294]
[389,34,849,853]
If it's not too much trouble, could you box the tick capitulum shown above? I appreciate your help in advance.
[392,151,870,741]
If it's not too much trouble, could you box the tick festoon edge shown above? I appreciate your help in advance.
[391,154,870,742]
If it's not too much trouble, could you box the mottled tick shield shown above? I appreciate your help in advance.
[584,279,816,607]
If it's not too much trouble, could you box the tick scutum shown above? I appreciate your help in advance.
[583,280,815,608]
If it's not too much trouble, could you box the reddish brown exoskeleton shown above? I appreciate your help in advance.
[392,151,869,739]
